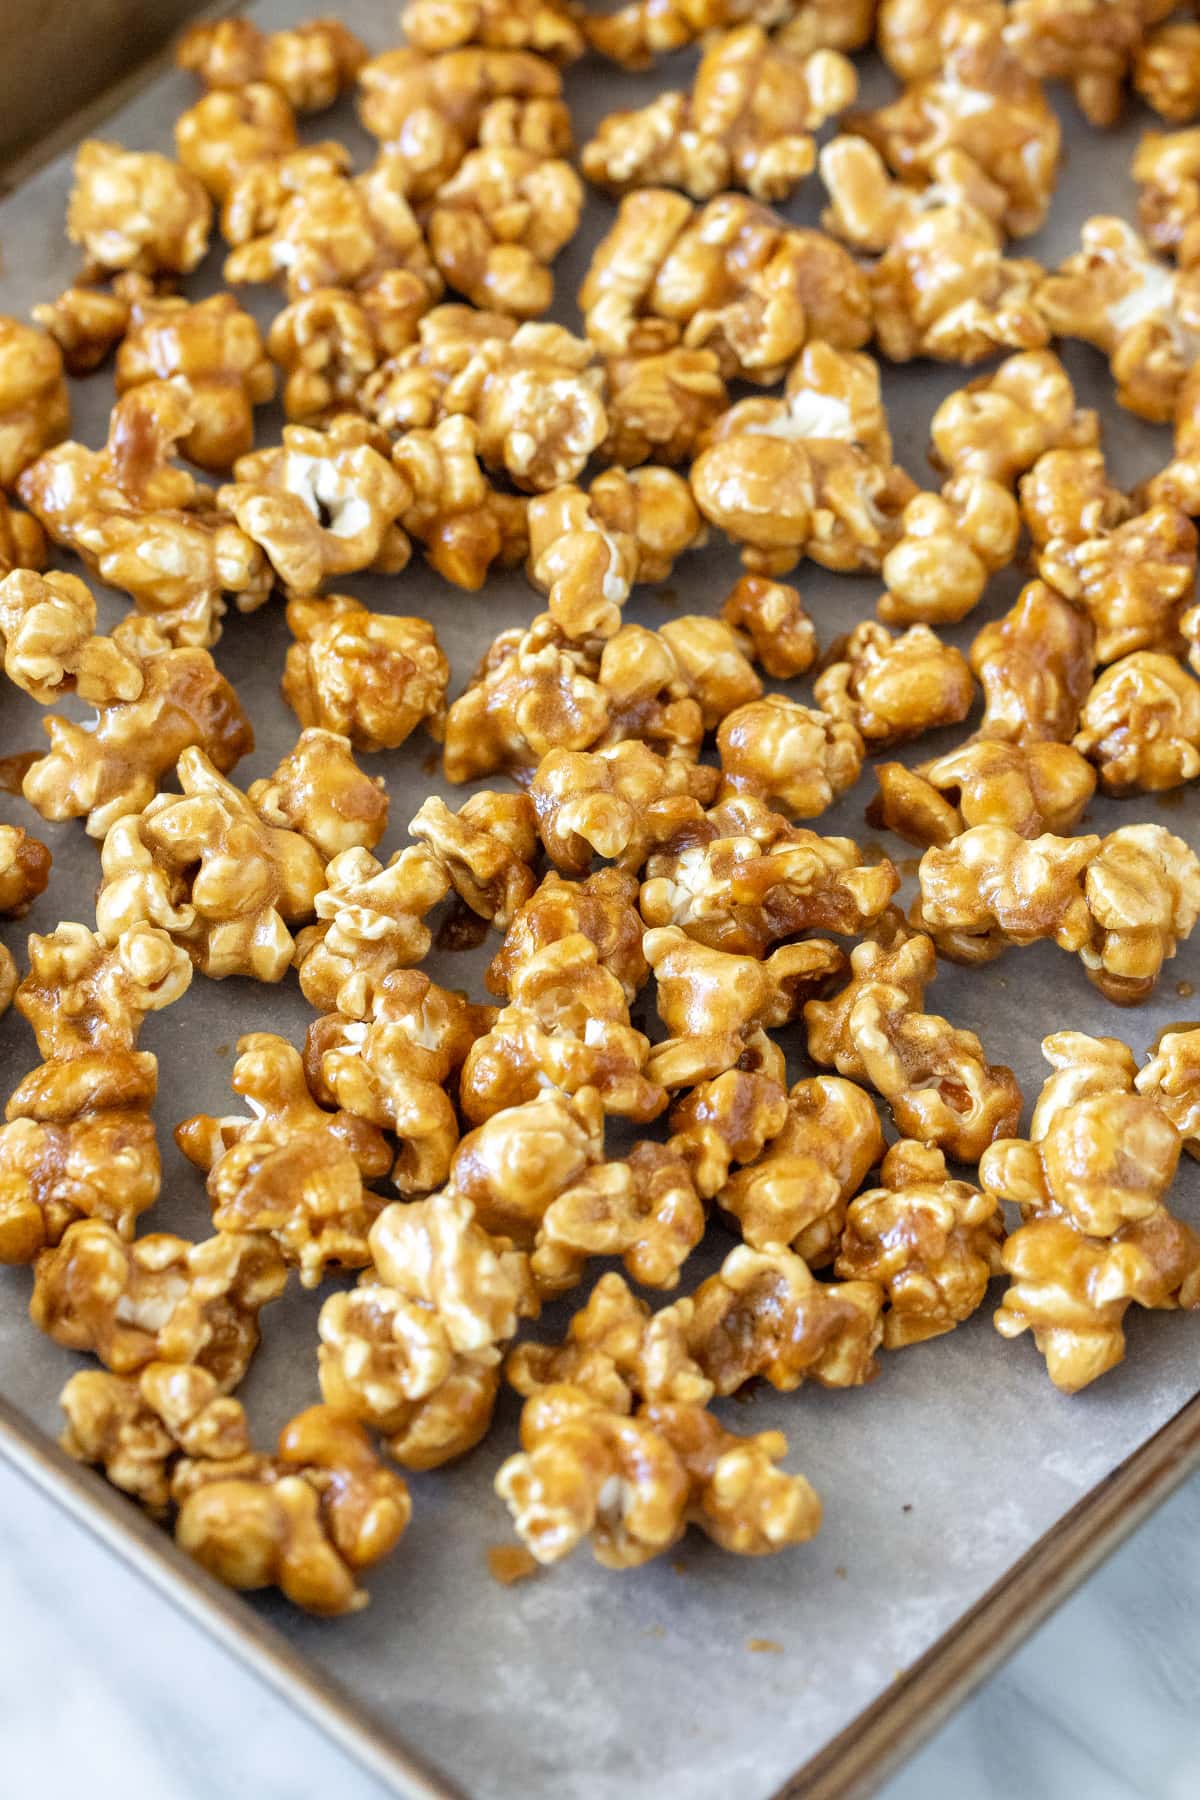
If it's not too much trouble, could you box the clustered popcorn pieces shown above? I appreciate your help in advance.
[0,4,1196,1625]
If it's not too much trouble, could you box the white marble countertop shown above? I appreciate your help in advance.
[3,1459,1200,1800]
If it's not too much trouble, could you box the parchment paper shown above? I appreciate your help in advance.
[0,5,1196,1798]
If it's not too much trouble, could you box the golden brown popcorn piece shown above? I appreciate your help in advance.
[582,28,856,204]
[716,695,864,820]
[247,729,387,864]
[0,569,139,706]
[282,593,448,754]
[114,291,275,473]
[268,278,435,424]
[969,581,1096,745]
[176,1033,391,1289]
[805,932,1022,1161]
[524,485,639,641]
[370,1186,537,1352]
[836,1140,1004,1348]
[1134,128,1200,269]
[1074,651,1200,792]
[1006,0,1172,129]
[877,476,1020,626]
[596,616,751,757]
[913,823,1102,966]
[1034,500,1196,665]
[531,1140,707,1295]
[644,925,843,1089]
[848,2,1061,238]
[391,413,530,591]
[361,303,521,433]
[442,613,609,782]
[15,920,192,1060]
[0,493,44,580]
[60,1361,253,1515]
[449,1085,605,1247]
[530,741,717,875]
[30,1218,286,1388]
[929,349,1101,487]
[431,323,606,492]
[0,1051,161,1265]
[640,800,900,957]
[1134,22,1200,125]
[174,1404,410,1616]
[586,0,785,66]
[1039,217,1200,424]
[870,740,1097,848]
[401,0,585,58]
[427,145,583,319]
[1082,823,1200,1004]
[174,83,298,203]
[507,1270,711,1408]
[719,574,816,680]
[814,623,974,748]
[0,826,50,918]
[601,349,727,469]
[1138,1027,1200,1155]
[718,1075,882,1261]
[0,319,69,490]
[30,284,134,378]
[294,844,451,1018]
[668,1062,789,1199]
[23,617,254,840]
[177,16,366,111]
[220,419,411,591]
[876,0,957,79]
[96,748,324,982]
[488,867,648,1004]
[580,189,872,385]
[68,141,212,277]
[688,1242,882,1393]
[1145,364,1200,528]
[818,137,1049,366]
[224,157,440,303]
[408,792,536,934]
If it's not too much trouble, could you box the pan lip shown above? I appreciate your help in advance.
[5,1384,1200,1800]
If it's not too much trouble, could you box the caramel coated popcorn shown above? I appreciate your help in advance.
[114,291,275,473]
[294,845,451,1017]
[427,145,583,318]
[688,1241,883,1392]
[400,0,586,59]
[68,141,212,277]
[0,826,50,917]
[283,593,449,752]
[392,414,529,590]
[31,283,137,378]
[586,0,795,67]
[0,318,70,490]
[969,581,1096,744]
[805,933,1022,1161]
[530,741,717,874]
[719,573,817,678]
[870,740,1097,847]
[1074,651,1200,791]
[1134,129,1200,270]
[580,189,872,385]
[929,350,1101,486]
[174,83,299,203]
[247,728,388,862]
[0,568,136,706]
[177,16,367,111]
[15,920,192,1060]
[409,790,538,929]
[814,623,974,747]
[1006,0,1173,129]
[582,28,857,204]
[269,279,436,423]
[1144,361,1200,517]
[717,695,864,819]
[1138,1027,1200,1154]
[1134,22,1200,125]
[601,349,728,468]
[488,867,648,1004]
[877,476,1020,626]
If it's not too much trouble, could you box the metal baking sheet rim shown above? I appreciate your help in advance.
[7,1386,1200,1800]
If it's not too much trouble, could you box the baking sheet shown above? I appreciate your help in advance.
[0,4,1198,1798]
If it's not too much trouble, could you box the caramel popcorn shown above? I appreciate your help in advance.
[176,1032,391,1288]
[1134,129,1200,269]
[282,593,448,753]
[719,573,817,679]
[0,318,69,490]
[460,933,663,1122]
[688,1242,883,1392]
[913,823,1102,965]
[645,925,842,1088]
[530,740,717,874]
[716,695,864,819]
[96,748,324,982]
[68,141,212,277]
[31,284,135,377]
[668,1062,790,1197]
[814,623,974,747]
[805,932,1022,1161]
[220,419,411,591]
[969,580,1096,743]
[23,617,254,840]
[1038,217,1200,423]
[426,145,583,318]
[442,614,610,780]
[582,28,857,204]
[60,1361,253,1515]
[269,279,436,423]
[247,729,387,863]
[506,1271,711,1409]
[0,826,50,918]
[639,799,900,957]
[601,349,727,468]
[1006,0,1173,129]
[401,0,586,58]
[718,1074,883,1261]
[848,2,1061,237]
[174,1405,410,1616]
[525,483,637,640]
[391,414,529,590]
[587,0,793,67]
[929,349,1101,487]
[220,140,353,246]
[818,137,1050,365]
[177,16,367,111]
[448,1085,605,1248]
[1134,22,1200,125]
[488,867,649,1004]
[0,569,140,706]
[293,845,451,1017]
[114,291,275,473]
[835,1140,1004,1347]
[579,189,872,385]
[876,0,957,79]
[30,1218,287,1388]
[500,1376,821,1566]
[174,83,299,203]
[1082,822,1200,1003]
[0,1050,161,1264]
[357,46,566,174]
[1035,502,1196,666]
[531,1139,707,1294]
[223,157,440,302]
[1137,1026,1200,1154]
[409,790,538,929]
[1074,652,1200,791]
[15,920,192,1060]
[870,740,1097,847]
[877,476,1020,626]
